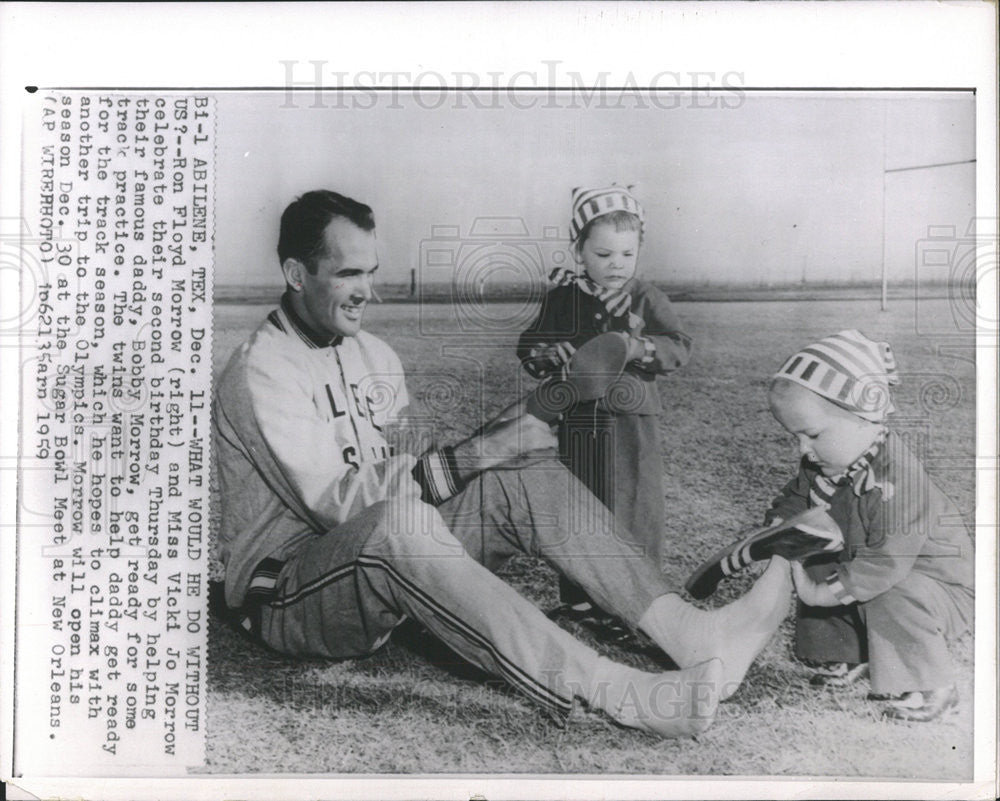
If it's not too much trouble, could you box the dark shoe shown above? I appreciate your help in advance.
[547,601,598,624]
[883,685,959,722]
[580,613,642,649]
[526,333,629,422]
[548,603,647,650]
[805,660,869,687]
[685,507,845,600]
[558,575,593,609]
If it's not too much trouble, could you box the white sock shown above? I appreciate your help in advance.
[587,656,722,738]
[638,558,792,700]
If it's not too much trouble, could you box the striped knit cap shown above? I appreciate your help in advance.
[570,184,645,242]
[774,329,900,421]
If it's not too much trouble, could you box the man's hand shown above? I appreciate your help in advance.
[383,416,435,457]
[452,414,557,482]
[790,561,841,607]
[482,414,557,465]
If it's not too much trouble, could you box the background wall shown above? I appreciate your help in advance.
[215,91,974,290]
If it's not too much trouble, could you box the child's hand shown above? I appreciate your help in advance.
[790,562,841,608]
[528,342,575,373]
[618,333,652,363]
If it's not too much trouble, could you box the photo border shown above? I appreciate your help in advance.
[1,3,996,800]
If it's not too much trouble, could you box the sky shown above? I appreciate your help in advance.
[213,90,974,290]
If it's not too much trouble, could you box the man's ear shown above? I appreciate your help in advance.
[282,258,306,290]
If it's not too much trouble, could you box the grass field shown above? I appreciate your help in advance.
[204,296,976,778]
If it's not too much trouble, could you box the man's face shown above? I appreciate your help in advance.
[299,217,378,339]
[769,382,880,476]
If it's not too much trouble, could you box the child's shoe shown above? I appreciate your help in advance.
[804,660,869,687]
[880,685,959,722]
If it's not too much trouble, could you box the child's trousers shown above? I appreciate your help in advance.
[796,567,973,694]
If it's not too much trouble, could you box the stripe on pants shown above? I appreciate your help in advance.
[267,555,574,717]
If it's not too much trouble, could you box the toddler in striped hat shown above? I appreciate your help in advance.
[517,184,693,630]
[766,330,974,722]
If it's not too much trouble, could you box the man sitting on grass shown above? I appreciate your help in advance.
[212,188,797,738]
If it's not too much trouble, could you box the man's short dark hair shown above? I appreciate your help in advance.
[277,190,375,273]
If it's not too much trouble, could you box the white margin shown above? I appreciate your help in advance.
[0,2,996,800]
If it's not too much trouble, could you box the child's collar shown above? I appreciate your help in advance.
[808,427,894,502]
[548,267,643,329]
[845,427,893,499]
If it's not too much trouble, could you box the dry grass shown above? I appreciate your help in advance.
[203,297,975,778]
